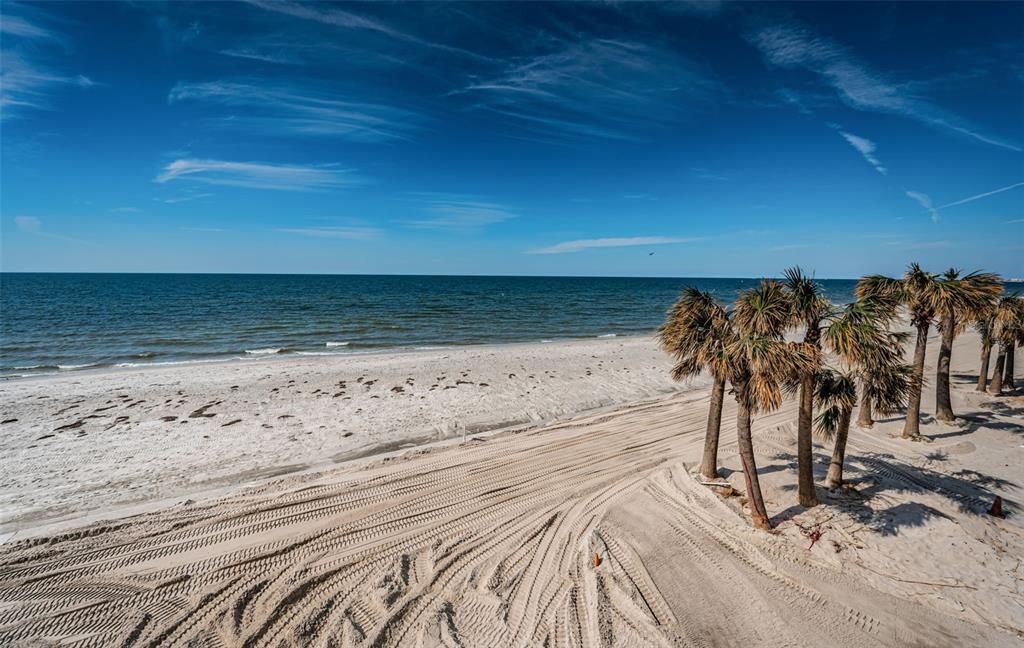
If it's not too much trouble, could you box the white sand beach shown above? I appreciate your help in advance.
[0,329,1021,646]
[0,336,686,535]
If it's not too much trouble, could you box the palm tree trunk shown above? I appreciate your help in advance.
[1004,342,1016,390]
[825,406,852,489]
[902,322,929,439]
[856,388,873,428]
[735,390,771,530]
[797,372,819,507]
[989,344,1006,395]
[699,374,726,480]
[935,313,956,422]
[977,338,992,392]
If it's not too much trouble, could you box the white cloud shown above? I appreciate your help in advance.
[837,131,886,175]
[0,11,95,119]
[903,240,951,250]
[218,48,297,65]
[161,193,213,204]
[751,24,1020,151]
[457,38,718,141]
[1005,218,1024,224]
[169,81,418,142]
[241,0,488,61]
[15,216,42,232]
[180,226,228,233]
[0,15,56,40]
[529,236,698,254]
[155,159,361,191]
[0,50,95,118]
[277,226,378,239]
[401,197,516,230]
[938,181,1024,209]
[110,207,141,213]
[905,191,939,223]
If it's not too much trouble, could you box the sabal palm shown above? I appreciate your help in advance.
[975,314,997,392]
[818,298,911,487]
[857,263,940,439]
[989,295,1024,395]
[658,288,733,480]
[783,267,831,508]
[726,280,816,529]
[932,269,1002,421]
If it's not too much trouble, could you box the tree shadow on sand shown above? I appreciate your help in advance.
[770,450,1017,533]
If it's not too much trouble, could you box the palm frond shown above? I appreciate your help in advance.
[813,368,856,441]
[933,270,1003,333]
[658,287,734,381]
[733,279,792,337]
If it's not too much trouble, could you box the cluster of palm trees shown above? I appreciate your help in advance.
[658,264,1021,530]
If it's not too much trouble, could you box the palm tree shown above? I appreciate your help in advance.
[990,296,1024,395]
[932,269,1002,422]
[1004,340,1016,390]
[783,267,831,508]
[814,369,857,489]
[658,288,733,480]
[976,314,996,393]
[857,263,940,439]
[819,299,911,487]
[727,280,816,529]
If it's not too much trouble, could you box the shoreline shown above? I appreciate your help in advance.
[0,332,652,381]
[0,334,693,534]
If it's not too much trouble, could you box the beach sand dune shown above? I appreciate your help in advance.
[0,331,1021,646]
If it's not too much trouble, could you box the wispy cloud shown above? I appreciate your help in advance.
[218,48,297,65]
[155,159,361,191]
[1006,218,1024,224]
[110,207,141,213]
[905,190,939,223]
[161,193,213,204]
[1,14,57,40]
[457,38,718,141]
[689,167,730,181]
[402,197,516,230]
[241,0,489,61]
[751,23,1020,151]
[169,81,418,142]
[836,130,886,175]
[14,215,42,233]
[277,226,379,239]
[623,193,657,201]
[903,240,951,250]
[1,47,95,119]
[179,226,228,233]
[0,8,97,119]
[13,216,92,244]
[768,243,812,252]
[529,236,698,255]
[938,181,1024,209]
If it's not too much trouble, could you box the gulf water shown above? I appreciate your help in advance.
[1,273,863,377]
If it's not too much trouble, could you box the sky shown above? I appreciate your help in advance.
[1,1,1022,278]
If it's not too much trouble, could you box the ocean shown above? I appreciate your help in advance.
[0,273,863,377]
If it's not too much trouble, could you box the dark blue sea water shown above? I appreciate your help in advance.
[0,273,863,377]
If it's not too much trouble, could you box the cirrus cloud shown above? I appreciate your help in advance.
[155,159,362,191]
[529,236,698,255]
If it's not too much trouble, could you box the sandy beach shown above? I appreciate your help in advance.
[0,327,1021,646]
[0,336,686,535]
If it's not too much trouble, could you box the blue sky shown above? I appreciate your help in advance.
[1,0,1022,277]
